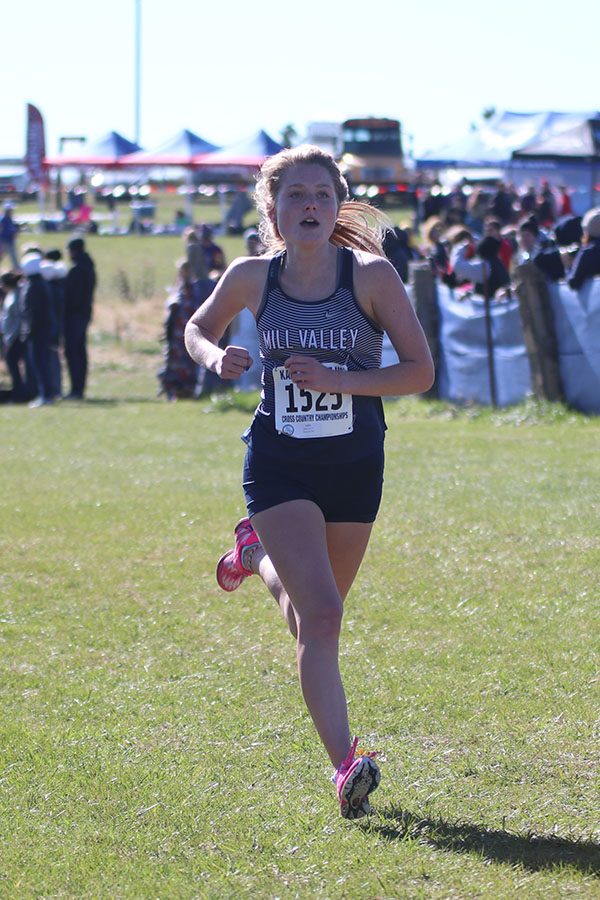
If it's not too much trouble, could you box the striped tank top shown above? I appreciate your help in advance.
[243,247,386,463]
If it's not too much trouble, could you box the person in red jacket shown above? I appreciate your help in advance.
[558,185,573,218]
[484,217,513,273]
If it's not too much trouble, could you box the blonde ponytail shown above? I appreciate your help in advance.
[255,145,389,257]
[330,200,388,255]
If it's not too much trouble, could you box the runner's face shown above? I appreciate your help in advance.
[274,164,339,246]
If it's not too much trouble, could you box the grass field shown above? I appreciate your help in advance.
[1,230,599,897]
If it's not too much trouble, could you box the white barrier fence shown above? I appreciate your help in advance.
[228,276,600,415]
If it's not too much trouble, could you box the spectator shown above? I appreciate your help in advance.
[500,224,519,262]
[0,271,34,402]
[158,259,213,400]
[41,249,68,399]
[20,242,44,258]
[489,181,514,225]
[20,254,55,407]
[184,227,209,281]
[517,216,565,282]
[225,189,253,234]
[421,184,446,221]
[440,225,475,288]
[484,217,513,271]
[0,202,20,269]
[68,201,93,230]
[519,184,538,217]
[243,228,264,257]
[568,208,600,290]
[64,237,96,400]
[451,234,510,298]
[199,224,226,278]
[423,216,449,276]
[554,215,583,249]
[554,215,583,274]
[105,193,119,232]
[174,209,191,233]
[537,182,557,228]
[465,186,491,235]
[558,185,573,218]
[444,181,468,226]
[382,226,415,283]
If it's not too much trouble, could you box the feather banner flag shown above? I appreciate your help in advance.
[25,103,47,185]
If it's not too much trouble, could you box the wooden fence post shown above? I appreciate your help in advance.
[409,262,439,398]
[513,263,564,402]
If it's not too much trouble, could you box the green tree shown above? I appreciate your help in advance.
[470,107,497,131]
[280,124,298,149]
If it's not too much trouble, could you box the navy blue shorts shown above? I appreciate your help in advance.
[242,446,384,523]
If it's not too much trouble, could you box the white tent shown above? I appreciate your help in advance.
[417,111,599,168]
[507,118,600,214]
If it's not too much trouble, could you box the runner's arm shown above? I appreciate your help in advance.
[184,258,265,378]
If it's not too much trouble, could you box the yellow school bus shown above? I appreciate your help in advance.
[340,117,413,194]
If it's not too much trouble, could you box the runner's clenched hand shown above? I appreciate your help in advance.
[216,345,253,379]
[284,355,339,392]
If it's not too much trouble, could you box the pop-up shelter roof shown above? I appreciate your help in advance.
[513,118,600,160]
[416,111,600,168]
[45,131,142,167]
[193,130,284,167]
[120,129,220,166]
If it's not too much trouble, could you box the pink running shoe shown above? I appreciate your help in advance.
[334,736,381,820]
[216,518,260,592]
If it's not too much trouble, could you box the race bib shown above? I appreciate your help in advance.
[273,364,353,439]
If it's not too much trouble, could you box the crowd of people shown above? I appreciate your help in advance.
[3,178,599,406]
[0,231,96,406]
[0,206,263,405]
[410,181,600,298]
[418,179,575,232]
[159,185,600,402]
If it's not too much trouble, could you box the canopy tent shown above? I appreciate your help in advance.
[45,131,142,167]
[416,111,599,169]
[193,130,284,167]
[512,118,600,160]
[119,129,220,166]
[506,118,600,214]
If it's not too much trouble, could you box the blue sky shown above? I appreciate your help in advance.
[3,0,599,159]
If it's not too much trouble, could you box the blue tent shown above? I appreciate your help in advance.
[120,129,220,166]
[194,130,283,166]
[46,131,142,166]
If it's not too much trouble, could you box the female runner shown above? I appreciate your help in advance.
[184,146,434,819]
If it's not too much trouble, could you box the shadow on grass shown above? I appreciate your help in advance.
[370,807,600,876]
